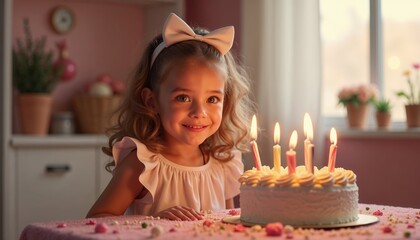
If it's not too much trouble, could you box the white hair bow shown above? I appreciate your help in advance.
[151,13,235,65]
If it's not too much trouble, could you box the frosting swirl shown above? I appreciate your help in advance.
[314,170,335,187]
[239,165,357,189]
[260,174,278,188]
[345,170,357,184]
[332,171,348,186]
[276,174,294,187]
[297,172,315,187]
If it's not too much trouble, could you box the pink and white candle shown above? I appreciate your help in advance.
[273,122,281,173]
[328,128,338,172]
[250,115,262,170]
[303,113,314,173]
[286,130,298,174]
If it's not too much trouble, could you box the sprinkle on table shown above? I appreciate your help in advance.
[373,210,384,216]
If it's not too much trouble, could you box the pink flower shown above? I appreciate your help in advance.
[397,63,420,105]
[338,83,378,106]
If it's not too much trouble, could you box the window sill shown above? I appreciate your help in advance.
[336,128,420,139]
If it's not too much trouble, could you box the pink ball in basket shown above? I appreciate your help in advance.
[111,80,126,95]
[96,74,113,85]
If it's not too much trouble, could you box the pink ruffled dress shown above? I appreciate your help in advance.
[112,137,244,216]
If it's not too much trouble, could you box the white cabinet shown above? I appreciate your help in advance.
[10,136,113,239]
[16,145,97,233]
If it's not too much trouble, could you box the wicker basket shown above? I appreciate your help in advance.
[73,94,121,134]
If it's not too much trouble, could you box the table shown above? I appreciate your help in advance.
[20,204,420,240]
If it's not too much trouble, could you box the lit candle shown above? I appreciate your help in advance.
[328,128,338,172]
[303,113,314,173]
[286,130,298,174]
[250,115,262,170]
[273,122,281,173]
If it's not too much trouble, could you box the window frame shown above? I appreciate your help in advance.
[322,0,408,129]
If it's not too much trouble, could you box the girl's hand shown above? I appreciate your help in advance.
[156,206,203,221]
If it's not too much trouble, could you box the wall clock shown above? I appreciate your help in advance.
[50,6,75,34]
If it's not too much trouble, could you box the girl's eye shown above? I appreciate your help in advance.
[208,96,220,103]
[175,94,191,102]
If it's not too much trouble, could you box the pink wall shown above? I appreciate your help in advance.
[185,0,241,55]
[12,0,241,132]
[13,0,145,114]
[323,136,420,208]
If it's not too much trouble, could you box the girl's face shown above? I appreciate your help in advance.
[156,59,226,148]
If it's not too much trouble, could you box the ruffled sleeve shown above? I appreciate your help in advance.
[112,137,160,204]
[223,150,244,200]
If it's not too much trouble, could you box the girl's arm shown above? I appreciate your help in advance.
[225,198,234,209]
[86,151,144,218]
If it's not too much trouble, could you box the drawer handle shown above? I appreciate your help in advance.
[45,164,71,173]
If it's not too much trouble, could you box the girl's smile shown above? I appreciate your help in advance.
[182,123,209,131]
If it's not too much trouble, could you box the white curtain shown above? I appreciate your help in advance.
[241,0,322,170]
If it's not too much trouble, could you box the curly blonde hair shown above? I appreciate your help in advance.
[104,28,255,172]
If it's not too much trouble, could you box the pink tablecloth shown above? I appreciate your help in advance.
[20,204,420,240]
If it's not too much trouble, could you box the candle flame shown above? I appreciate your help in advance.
[330,127,337,145]
[289,130,298,149]
[274,122,280,144]
[303,113,313,141]
[251,115,257,140]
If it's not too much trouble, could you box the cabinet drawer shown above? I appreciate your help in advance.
[16,147,96,233]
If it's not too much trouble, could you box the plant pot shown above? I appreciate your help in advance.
[405,104,420,128]
[18,94,52,135]
[73,94,121,134]
[346,103,368,129]
[375,112,391,129]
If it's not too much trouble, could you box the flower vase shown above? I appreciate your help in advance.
[405,104,420,128]
[376,112,391,129]
[18,94,52,135]
[346,103,368,129]
[54,40,76,81]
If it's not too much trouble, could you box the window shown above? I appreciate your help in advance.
[382,0,420,121]
[320,0,369,117]
[320,0,420,121]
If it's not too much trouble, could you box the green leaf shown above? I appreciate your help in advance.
[12,18,59,94]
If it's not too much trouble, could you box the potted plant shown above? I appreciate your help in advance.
[338,83,379,129]
[12,19,61,135]
[373,98,392,129]
[396,63,420,128]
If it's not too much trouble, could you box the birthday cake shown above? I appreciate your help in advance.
[239,165,359,226]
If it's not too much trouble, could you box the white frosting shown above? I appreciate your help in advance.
[239,165,359,226]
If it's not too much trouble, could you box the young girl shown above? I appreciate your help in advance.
[86,13,254,221]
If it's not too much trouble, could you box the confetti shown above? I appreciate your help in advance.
[382,226,392,233]
[56,223,67,228]
[85,219,96,225]
[228,209,240,216]
[233,224,246,232]
[266,222,284,236]
[203,220,213,227]
[373,210,383,216]
[151,225,164,238]
[94,223,108,233]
